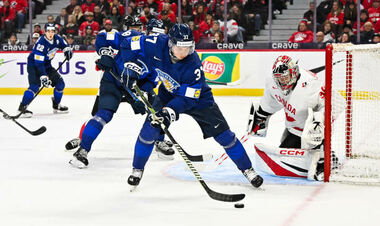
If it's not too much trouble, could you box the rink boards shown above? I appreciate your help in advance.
[0,50,325,96]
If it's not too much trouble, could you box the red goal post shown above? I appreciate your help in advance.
[324,43,380,185]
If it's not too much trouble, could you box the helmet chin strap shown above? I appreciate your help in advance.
[169,49,179,64]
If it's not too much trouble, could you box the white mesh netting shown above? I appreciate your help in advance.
[329,44,380,185]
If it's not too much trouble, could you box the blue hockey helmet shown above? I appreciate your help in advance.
[44,23,55,31]
[168,23,195,55]
[146,19,165,35]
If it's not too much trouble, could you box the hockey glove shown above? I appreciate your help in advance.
[246,104,271,137]
[302,108,324,149]
[63,47,73,61]
[40,75,52,88]
[130,100,146,115]
[96,55,114,71]
[149,107,178,129]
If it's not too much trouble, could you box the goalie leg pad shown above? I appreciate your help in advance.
[214,130,252,170]
[80,109,114,151]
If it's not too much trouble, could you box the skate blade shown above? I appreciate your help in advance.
[19,114,33,118]
[156,151,174,160]
[53,110,69,114]
[69,159,87,169]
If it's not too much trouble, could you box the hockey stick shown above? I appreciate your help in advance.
[134,84,245,202]
[309,59,345,74]
[107,69,213,162]
[0,108,46,136]
[206,79,241,86]
[10,58,68,119]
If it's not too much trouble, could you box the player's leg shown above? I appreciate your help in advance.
[65,94,99,150]
[49,68,68,113]
[69,77,122,168]
[189,103,263,188]
[154,134,175,160]
[18,66,40,118]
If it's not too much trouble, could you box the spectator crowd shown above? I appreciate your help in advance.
[289,0,380,46]
[1,0,293,48]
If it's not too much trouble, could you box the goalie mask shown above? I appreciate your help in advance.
[272,55,300,96]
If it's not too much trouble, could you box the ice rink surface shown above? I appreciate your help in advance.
[1,95,379,226]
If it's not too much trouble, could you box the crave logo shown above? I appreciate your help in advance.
[202,56,225,80]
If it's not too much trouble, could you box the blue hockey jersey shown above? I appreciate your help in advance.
[27,34,69,75]
[95,29,142,83]
[120,34,214,114]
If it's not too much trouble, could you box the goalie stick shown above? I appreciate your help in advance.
[9,58,68,119]
[134,84,245,202]
[107,69,213,162]
[0,108,46,136]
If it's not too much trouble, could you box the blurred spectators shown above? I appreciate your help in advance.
[231,4,248,40]
[360,21,375,43]
[12,0,28,33]
[66,0,78,14]
[100,19,117,33]
[188,21,200,44]
[219,13,244,43]
[353,9,372,34]
[322,20,336,43]
[140,4,155,25]
[243,0,266,35]
[62,15,79,36]
[199,13,214,40]
[315,31,326,48]
[363,0,374,10]
[288,20,314,43]
[72,5,85,26]
[93,5,105,25]
[181,0,193,21]
[31,32,40,45]
[111,0,125,16]
[158,3,175,23]
[373,32,380,42]
[97,0,110,15]
[55,8,69,27]
[317,0,333,25]
[191,4,206,26]
[376,19,380,32]
[25,23,43,45]
[343,1,357,26]
[0,0,16,41]
[79,11,99,36]
[303,1,315,30]
[337,32,351,43]
[147,0,159,15]
[86,36,96,50]
[213,31,223,43]
[7,33,21,47]
[82,0,95,13]
[82,25,96,45]
[368,0,380,23]
[160,10,174,32]
[327,0,344,34]
[108,6,122,30]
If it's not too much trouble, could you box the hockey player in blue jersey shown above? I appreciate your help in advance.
[17,23,73,118]
[120,24,264,189]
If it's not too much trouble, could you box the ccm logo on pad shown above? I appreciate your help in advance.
[280,149,305,156]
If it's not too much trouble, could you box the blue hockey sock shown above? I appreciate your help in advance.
[156,134,164,142]
[132,120,161,169]
[214,130,252,171]
[53,79,65,103]
[21,85,39,106]
[80,109,113,152]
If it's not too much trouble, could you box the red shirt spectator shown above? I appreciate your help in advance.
[353,10,374,33]
[375,19,380,32]
[368,1,380,23]
[10,0,28,14]
[0,0,16,25]
[327,1,344,25]
[110,0,124,16]
[81,0,96,13]
[363,0,374,9]
[158,4,175,23]
[79,12,99,36]
[288,20,314,43]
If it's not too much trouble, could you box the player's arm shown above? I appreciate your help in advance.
[94,32,116,71]
[58,35,73,61]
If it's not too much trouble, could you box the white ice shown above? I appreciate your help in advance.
[0,95,379,226]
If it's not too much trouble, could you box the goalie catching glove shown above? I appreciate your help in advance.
[149,107,178,129]
[246,103,272,137]
[301,108,324,149]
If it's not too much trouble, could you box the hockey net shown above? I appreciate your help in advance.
[325,43,380,185]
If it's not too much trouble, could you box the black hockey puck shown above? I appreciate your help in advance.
[234,203,244,208]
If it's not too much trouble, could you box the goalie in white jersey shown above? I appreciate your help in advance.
[245,55,334,181]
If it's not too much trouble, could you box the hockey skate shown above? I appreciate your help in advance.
[154,140,175,160]
[69,148,89,169]
[52,97,69,114]
[17,103,33,118]
[128,168,144,191]
[242,167,264,188]
[65,138,81,150]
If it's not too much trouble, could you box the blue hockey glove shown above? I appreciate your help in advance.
[149,107,178,129]
[40,75,52,88]
[63,47,73,60]
[96,55,114,71]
